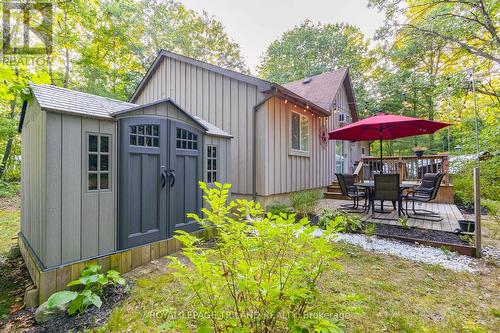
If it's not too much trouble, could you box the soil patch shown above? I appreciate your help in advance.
[2,285,128,333]
[0,256,32,320]
[0,194,21,211]
[371,223,470,246]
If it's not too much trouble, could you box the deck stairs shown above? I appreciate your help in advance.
[323,181,349,200]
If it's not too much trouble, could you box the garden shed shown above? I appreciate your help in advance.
[18,83,231,303]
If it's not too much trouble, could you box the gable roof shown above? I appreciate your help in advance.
[25,84,231,138]
[130,50,272,103]
[29,83,136,119]
[281,68,358,121]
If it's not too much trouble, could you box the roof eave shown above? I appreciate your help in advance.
[268,84,331,117]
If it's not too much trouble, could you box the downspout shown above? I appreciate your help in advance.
[252,87,277,201]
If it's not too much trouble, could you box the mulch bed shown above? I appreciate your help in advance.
[1,285,129,333]
[371,223,470,246]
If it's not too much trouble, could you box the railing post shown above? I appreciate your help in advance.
[398,157,404,181]
[443,155,450,185]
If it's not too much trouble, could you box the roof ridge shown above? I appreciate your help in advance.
[29,82,136,106]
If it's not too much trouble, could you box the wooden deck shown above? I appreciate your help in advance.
[317,199,463,233]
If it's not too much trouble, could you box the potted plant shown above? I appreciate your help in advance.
[413,146,427,157]
[458,220,475,233]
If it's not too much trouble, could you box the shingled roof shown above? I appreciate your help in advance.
[25,83,231,137]
[282,68,348,112]
[30,83,136,119]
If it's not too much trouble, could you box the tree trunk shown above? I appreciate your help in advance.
[0,98,17,179]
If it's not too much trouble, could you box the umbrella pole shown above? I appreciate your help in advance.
[379,125,383,174]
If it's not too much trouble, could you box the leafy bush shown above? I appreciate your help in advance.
[290,189,321,216]
[0,180,19,197]
[452,155,500,203]
[318,209,363,233]
[168,182,353,331]
[266,201,292,215]
[46,265,125,316]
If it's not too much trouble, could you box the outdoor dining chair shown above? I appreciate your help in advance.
[335,173,369,213]
[372,173,402,216]
[403,173,444,221]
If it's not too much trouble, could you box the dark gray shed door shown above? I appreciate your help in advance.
[119,117,168,249]
[118,117,203,249]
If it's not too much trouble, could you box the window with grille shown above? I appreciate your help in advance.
[176,128,198,150]
[129,125,159,147]
[207,145,217,183]
[88,134,111,191]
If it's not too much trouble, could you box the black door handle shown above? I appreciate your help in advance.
[161,170,167,188]
[167,169,175,187]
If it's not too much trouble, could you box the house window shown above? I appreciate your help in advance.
[291,112,309,152]
[130,125,159,147]
[88,134,110,191]
[176,128,198,150]
[207,145,217,183]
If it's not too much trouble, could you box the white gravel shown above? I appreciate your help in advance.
[315,229,476,273]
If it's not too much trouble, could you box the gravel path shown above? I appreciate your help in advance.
[316,229,477,273]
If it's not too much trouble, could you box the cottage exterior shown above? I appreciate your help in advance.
[19,50,367,304]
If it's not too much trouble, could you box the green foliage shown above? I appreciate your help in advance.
[46,265,125,316]
[398,217,409,230]
[459,234,474,245]
[0,181,19,198]
[318,209,363,233]
[168,182,349,331]
[364,223,377,237]
[452,156,500,204]
[290,189,321,216]
[266,201,293,216]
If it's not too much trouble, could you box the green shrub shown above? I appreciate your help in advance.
[168,182,355,331]
[266,201,292,215]
[452,155,500,204]
[46,265,125,316]
[0,181,19,198]
[290,189,321,216]
[318,209,363,232]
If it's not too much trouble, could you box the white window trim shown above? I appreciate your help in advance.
[206,144,218,184]
[289,110,311,157]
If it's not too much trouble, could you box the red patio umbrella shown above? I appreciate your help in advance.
[328,112,450,173]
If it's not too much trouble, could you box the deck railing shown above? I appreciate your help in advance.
[359,154,450,185]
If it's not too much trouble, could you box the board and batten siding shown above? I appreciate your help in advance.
[21,99,46,264]
[133,56,263,195]
[22,106,118,269]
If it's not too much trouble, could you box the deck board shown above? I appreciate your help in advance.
[317,199,462,233]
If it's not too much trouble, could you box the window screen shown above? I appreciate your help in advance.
[291,113,309,152]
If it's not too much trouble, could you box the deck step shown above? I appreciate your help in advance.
[323,191,349,200]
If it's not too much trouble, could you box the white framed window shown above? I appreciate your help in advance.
[291,112,309,152]
[87,134,111,191]
[176,128,198,150]
[207,145,217,183]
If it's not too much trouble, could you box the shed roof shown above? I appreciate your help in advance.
[30,83,136,119]
[26,84,232,138]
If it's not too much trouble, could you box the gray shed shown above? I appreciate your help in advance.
[19,83,232,271]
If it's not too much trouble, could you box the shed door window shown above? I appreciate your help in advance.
[130,125,159,147]
[291,112,309,152]
[207,145,217,183]
[176,128,198,150]
[88,134,110,191]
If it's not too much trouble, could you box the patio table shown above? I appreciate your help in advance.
[355,181,414,214]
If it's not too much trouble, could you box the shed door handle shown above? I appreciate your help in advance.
[167,169,175,187]
[161,170,167,188]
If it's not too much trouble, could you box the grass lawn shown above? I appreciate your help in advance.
[99,238,500,332]
[0,197,21,319]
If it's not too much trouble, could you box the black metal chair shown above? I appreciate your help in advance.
[372,174,402,216]
[335,173,369,212]
[403,173,444,221]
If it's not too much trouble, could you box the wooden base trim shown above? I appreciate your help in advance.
[19,229,213,306]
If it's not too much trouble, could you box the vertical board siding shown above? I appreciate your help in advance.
[134,56,261,195]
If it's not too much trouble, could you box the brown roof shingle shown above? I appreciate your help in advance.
[281,68,348,112]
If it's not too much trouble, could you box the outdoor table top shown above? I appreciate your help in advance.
[354,181,415,189]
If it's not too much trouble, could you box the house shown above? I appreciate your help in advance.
[18,50,367,304]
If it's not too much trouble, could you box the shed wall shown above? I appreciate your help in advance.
[204,136,231,185]
[43,112,117,268]
[133,56,263,195]
[21,99,46,263]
